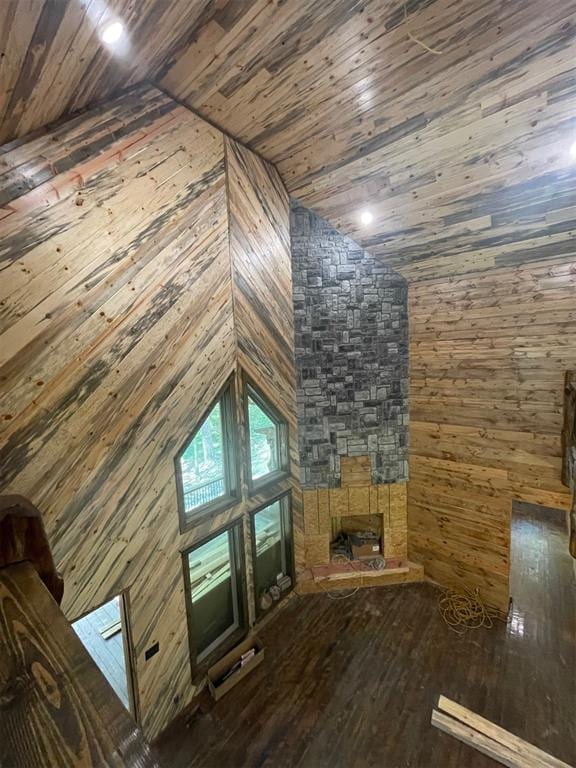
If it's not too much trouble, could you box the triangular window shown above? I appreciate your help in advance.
[245,383,289,489]
[176,381,237,528]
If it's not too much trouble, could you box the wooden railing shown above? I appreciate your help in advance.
[562,372,576,558]
[0,495,162,768]
[184,476,225,509]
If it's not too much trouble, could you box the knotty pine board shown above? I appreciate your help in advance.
[158,0,576,280]
[226,137,304,584]
[0,84,296,739]
[409,256,575,610]
[1,1,574,282]
[0,0,226,146]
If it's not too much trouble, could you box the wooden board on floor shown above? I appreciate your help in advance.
[297,560,423,594]
[432,696,572,768]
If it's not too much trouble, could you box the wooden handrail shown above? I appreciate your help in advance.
[0,494,64,603]
[0,495,162,767]
[0,561,162,767]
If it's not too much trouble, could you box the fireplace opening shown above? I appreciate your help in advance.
[330,514,385,568]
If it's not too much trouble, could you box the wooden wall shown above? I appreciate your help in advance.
[0,83,296,738]
[409,256,576,610]
[156,0,576,609]
[226,137,304,575]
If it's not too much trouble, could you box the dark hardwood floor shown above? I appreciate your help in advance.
[156,503,576,767]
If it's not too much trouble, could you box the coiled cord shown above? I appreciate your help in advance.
[438,585,498,635]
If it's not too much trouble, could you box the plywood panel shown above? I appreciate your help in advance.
[302,480,408,568]
[341,456,372,487]
[304,534,330,567]
[303,490,319,535]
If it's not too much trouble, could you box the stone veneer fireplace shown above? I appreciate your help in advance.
[290,204,416,589]
[290,202,409,489]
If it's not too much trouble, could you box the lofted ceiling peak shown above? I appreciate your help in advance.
[1,0,575,279]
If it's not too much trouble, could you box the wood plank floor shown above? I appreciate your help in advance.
[72,596,130,710]
[156,503,576,767]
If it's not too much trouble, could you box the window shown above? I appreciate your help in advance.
[245,382,289,490]
[251,494,294,616]
[72,594,137,717]
[183,523,247,671]
[175,381,238,529]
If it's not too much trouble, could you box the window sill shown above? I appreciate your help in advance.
[247,470,291,498]
[178,494,240,535]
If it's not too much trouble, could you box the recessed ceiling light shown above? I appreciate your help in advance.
[360,210,374,225]
[101,21,124,45]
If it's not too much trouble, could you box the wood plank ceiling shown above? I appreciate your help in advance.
[158,0,576,280]
[2,0,574,279]
[0,0,213,144]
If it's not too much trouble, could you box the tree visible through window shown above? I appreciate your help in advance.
[246,384,288,488]
[248,396,279,479]
[176,383,237,524]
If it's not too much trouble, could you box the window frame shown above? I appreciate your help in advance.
[175,376,240,533]
[243,377,290,495]
[181,519,249,680]
[250,491,295,619]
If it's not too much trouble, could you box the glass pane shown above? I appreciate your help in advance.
[72,596,131,711]
[254,501,285,594]
[248,395,279,480]
[180,400,226,512]
[187,530,237,658]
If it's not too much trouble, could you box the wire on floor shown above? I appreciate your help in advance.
[438,585,499,634]
[321,583,360,600]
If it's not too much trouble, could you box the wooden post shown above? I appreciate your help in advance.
[561,372,576,558]
[0,494,64,604]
